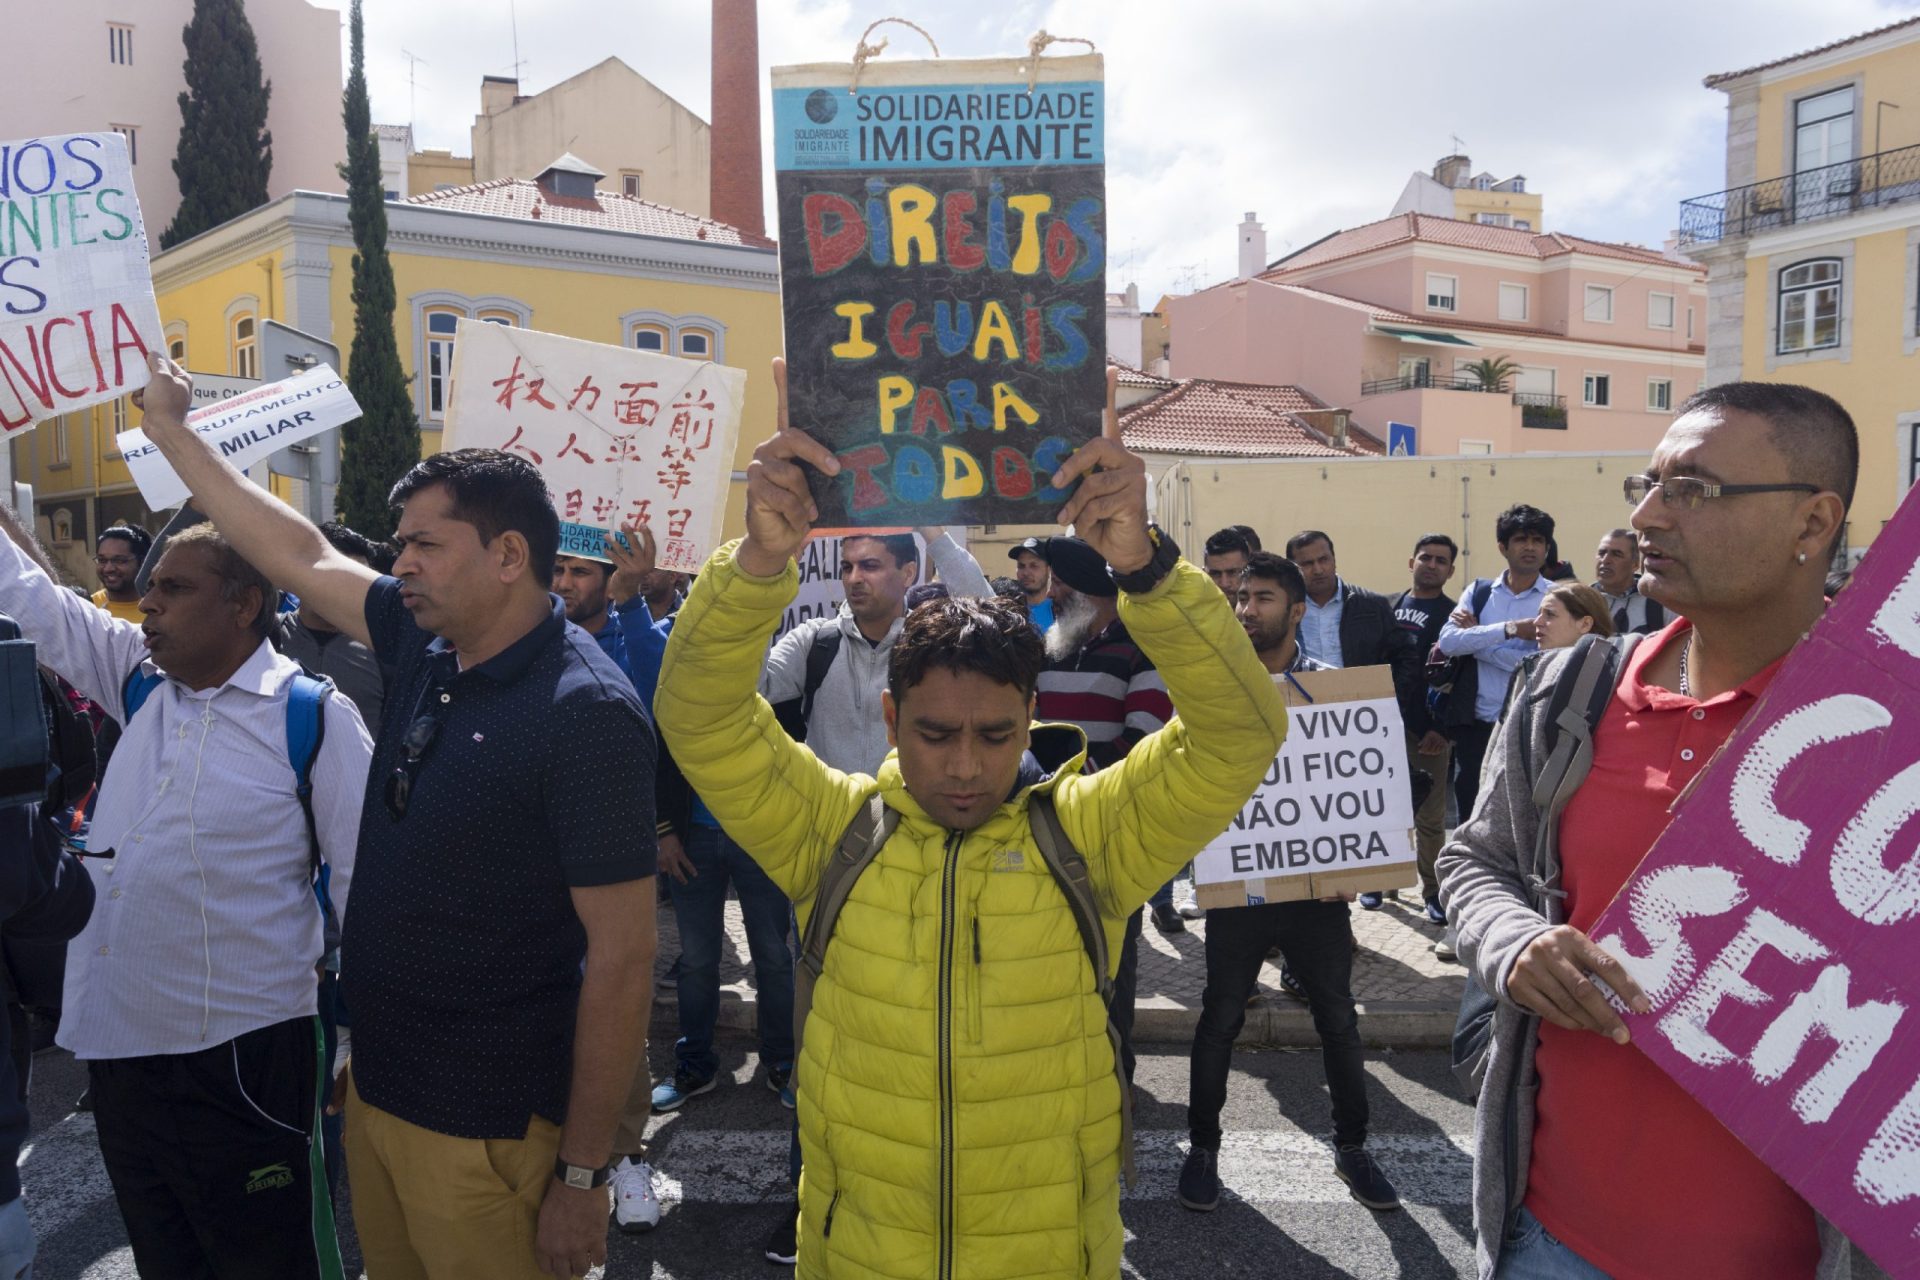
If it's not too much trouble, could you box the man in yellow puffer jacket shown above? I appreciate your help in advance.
[655,365,1289,1278]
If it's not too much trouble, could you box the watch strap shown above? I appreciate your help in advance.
[1109,524,1181,595]
[554,1158,611,1189]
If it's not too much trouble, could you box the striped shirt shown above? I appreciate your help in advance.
[0,533,372,1059]
[1034,620,1173,771]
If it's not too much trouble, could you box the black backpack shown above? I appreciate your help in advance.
[1425,578,1497,729]
[771,628,843,744]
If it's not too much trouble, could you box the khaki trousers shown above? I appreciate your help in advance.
[344,1077,600,1280]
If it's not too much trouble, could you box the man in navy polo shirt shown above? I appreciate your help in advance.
[131,353,658,1280]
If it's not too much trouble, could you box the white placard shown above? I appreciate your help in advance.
[117,364,359,509]
[1195,667,1416,905]
[0,132,164,432]
[443,321,745,574]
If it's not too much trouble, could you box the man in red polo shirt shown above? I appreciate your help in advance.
[1440,383,1883,1279]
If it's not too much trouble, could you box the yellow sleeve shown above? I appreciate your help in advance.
[1052,558,1289,913]
[653,541,871,903]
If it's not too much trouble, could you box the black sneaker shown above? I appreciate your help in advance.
[1425,896,1448,926]
[1177,1146,1220,1211]
[1357,892,1384,910]
[765,1201,799,1265]
[1276,965,1307,1002]
[1150,903,1186,934]
[1334,1144,1400,1211]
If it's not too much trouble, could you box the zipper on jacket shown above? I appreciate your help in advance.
[968,915,985,1043]
[823,1189,840,1238]
[937,829,962,1280]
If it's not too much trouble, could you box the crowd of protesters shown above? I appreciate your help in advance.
[0,350,1878,1280]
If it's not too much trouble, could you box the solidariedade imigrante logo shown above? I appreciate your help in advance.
[806,90,839,124]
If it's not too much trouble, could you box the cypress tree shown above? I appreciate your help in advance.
[336,0,419,540]
[161,0,273,248]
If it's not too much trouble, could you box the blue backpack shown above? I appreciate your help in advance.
[120,666,338,942]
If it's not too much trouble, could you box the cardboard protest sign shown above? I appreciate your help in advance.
[1194,666,1416,908]
[1589,486,1920,1277]
[772,54,1106,529]
[117,365,358,509]
[442,322,745,574]
[0,133,163,433]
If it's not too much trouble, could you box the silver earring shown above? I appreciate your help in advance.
[1797,552,1808,564]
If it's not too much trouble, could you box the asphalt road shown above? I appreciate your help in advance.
[21,1033,1479,1278]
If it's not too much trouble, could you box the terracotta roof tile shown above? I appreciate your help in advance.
[1106,355,1175,388]
[1705,15,1920,87]
[1120,379,1364,459]
[404,178,773,247]
[1265,212,1695,274]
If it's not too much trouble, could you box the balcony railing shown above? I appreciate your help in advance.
[1359,372,1489,396]
[1677,143,1920,246]
[1516,392,1567,430]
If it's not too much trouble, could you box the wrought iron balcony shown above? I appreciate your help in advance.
[1359,372,1490,396]
[1678,143,1920,246]
[1515,391,1567,430]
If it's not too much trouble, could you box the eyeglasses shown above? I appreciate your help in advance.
[383,711,444,820]
[94,555,136,568]
[1624,475,1820,511]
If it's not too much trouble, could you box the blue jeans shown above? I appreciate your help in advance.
[0,1195,33,1279]
[673,825,796,1080]
[1496,1207,1611,1280]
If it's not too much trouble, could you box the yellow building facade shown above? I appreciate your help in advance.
[1681,16,1920,557]
[11,175,779,587]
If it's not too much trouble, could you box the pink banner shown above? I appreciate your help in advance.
[1590,485,1920,1277]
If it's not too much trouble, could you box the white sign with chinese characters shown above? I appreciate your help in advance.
[442,321,746,573]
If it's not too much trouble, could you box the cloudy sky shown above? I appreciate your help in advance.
[352,0,1917,303]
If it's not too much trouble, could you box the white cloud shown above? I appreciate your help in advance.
[352,0,1918,303]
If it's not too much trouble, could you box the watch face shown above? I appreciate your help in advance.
[566,1167,594,1189]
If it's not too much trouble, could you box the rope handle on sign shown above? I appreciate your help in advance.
[1024,30,1098,92]
[849,18,942,92]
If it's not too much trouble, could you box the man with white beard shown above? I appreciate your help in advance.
[1032,537,1175,1084]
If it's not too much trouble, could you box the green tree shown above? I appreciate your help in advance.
[1461,356,1521,393]
[336,0,419,539]
[160,0,273,248]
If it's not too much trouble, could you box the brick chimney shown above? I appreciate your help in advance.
[710,0,765,237]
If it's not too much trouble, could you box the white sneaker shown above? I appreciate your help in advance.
[611,1156,660,1233]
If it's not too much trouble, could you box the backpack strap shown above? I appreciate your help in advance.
[283,672,338,946]
[792,793,899,1078]
[1471,577,1496,617]
[1028,791,1138,1189]
[120,666,165,721]
[1519,632,1642,900]
[798,628,843,735]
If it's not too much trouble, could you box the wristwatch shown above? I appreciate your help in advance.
[554,1159,611,1190]
[1503,619,1518,639]
[1109,524,1182,595]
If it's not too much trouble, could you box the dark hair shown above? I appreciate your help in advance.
[1495,504,1555,546]
[1284,530,1334,561]
[843,532,919,569]
[989,576,1032,621]
[98,523,153,560]
[1677,381,1859,512]
[888,595,1046,703]
[1241,550,1307,608]
[1412,533,1458,560]
[904,582,951,611]
[165,523,277,638]
[1204,526,1258,558]
[318,521,381,565]
[389,449,560,579]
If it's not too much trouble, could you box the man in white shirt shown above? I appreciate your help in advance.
[0,505,371,1279]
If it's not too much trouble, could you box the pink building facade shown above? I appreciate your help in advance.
[1169,214,1709,456]
[11,0,346,242]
